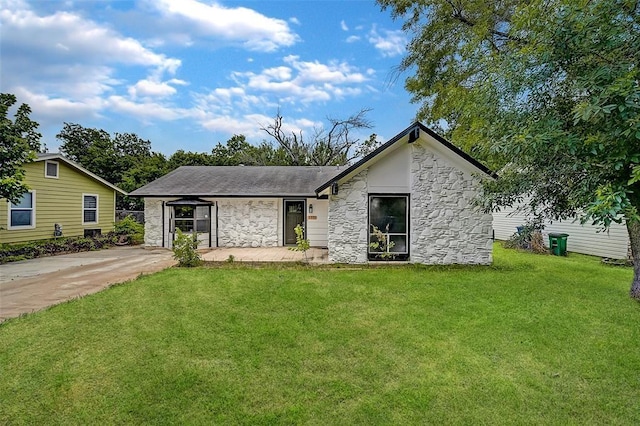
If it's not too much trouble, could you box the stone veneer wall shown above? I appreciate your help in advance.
[410,144,493,264]
[217,199,279,247]
[144,198,163,247]
[327,170,369,263]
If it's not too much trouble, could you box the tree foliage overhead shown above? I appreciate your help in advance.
[379,0,640,297]
[0,93,42,204]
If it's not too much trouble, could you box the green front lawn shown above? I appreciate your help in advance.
[1,245,638,424]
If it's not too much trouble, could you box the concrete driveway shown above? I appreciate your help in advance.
[0,246,176,322]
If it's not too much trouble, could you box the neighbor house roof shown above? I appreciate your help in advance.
[129,166,343,198]
[315,122,497,194]
[35,153,127,194]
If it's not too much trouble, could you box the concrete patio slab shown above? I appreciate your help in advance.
[201,247,328,263]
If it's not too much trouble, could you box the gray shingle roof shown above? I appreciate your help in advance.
[129,166,343,197]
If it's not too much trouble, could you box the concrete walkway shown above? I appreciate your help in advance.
[201,247,329,263]
[0,246,176,322]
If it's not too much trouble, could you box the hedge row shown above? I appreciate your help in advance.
[1,216,145,264]
[0,234,127,264]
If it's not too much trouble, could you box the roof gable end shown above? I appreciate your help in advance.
[35,153,127,194]
[315,122,496,194]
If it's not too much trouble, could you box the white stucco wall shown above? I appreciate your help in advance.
[327,139,493,265]
[327,170,369,263]
[217,198,279,247]
[409,143,493,264]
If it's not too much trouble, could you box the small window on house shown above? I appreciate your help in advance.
[45,161,59,178]
[9,191,35,228]
[83,194,98,224]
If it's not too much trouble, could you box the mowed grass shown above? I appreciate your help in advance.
[1,245,639,425]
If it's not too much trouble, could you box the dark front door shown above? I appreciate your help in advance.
[284,200,305,245]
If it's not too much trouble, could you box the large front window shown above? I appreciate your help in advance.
[174,205,210,233]
[368,195,409,260]
[9,192,35,228]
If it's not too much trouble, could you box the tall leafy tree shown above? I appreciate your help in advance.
[57,123,153,186]
[211,134,291,166]
[57,123,154,209]
[0,93,42,204]
[379,0,640,297]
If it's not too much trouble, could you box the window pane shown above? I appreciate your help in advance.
[46,162,58,177]
[84,196,97,209]
[84,210,97,223]
[175,219,194,232]
[196,219,210,233]
[369,233,388,253]
[11,210,32,227]
[175,206,194,219]
[11,193,32,209]
[369,196,407,233]
[389,235,408,253]
[195,205,209,219]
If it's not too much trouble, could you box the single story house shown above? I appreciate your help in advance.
[130,123,495,264]
[0,153,126,244]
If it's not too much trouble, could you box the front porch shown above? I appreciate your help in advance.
[200,247,329,263]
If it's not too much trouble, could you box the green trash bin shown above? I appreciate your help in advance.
[549,233,569,256]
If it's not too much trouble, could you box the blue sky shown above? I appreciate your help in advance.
[1,0,419,155]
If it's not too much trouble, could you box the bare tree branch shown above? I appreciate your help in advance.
[260,108,375,166]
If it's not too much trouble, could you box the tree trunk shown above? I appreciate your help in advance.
[627,219,640,300]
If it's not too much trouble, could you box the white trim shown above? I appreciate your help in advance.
[82,193,99,225]
[44,160,59,179]
[7,190,36,230]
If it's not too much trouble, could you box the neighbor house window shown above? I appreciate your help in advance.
[9,191,35,229]
[83,194,98,224]
[368,195,409,260]
[45,160,59,178]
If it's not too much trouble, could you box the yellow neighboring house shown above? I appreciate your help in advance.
[0,153,126,244]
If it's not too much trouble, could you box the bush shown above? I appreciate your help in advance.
[172,229,202,267]
[114,215,145,245]
[504,220,547,254]
[288,224,310,262]
[0,233,120,264]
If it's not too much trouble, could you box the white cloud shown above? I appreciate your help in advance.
[368,27,407,57]
[128,78,188,99]
[223,56,370,105]
[200,113,271,138]
[0,1,185,125]
[190,55,373,136]
[12,87,105,122]
[346,35,361,43]
[107,96,187,121]
[152,0,299,52]
[340,20,349,31]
